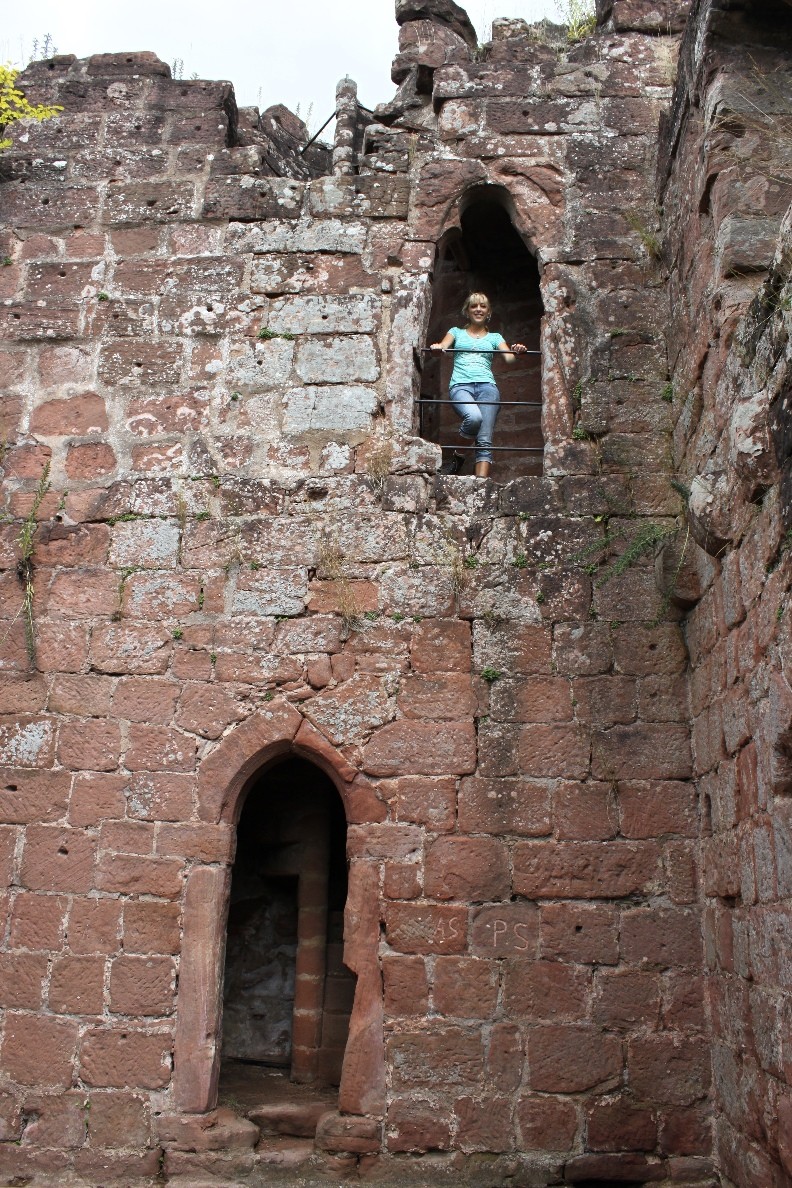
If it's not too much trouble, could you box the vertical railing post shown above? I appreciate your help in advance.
[333,76,357,176]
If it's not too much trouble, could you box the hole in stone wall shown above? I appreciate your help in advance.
[220,757,354,1118]
[421,189,544,482]
[701,791,712,837]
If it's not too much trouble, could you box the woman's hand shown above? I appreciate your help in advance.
[430,342,447,350]
[511,342,528,353]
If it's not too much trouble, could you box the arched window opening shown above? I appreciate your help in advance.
[421,190,544,481]
[219,756,354,1118]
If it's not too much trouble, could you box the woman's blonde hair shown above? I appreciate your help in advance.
[462,292,492,321]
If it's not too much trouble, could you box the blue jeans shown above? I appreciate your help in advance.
[449,382,500,463]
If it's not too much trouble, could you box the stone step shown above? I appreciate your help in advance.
[249,1098,331,1137]
[254,1136,315,1166]
[164,1149,258,1179]
[157,1107,260,1152]
[167,1179,247,1187]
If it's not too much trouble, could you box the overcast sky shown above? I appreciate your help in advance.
[2,0,558,130]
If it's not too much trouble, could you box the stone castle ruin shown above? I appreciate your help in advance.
[0,0,790,1183]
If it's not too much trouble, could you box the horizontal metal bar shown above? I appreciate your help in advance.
[422,347,541,355]
[299,111,336,153]
[416,398,542,407]
[437,445,544,452]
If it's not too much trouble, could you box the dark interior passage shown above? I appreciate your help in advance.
[221,757,354,1089]
[223,873,298,1065]
[422,193,544,481]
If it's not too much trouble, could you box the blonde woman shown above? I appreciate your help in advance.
[431,293,527,477]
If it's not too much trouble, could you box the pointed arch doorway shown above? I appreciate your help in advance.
[219,756,355,1105]
[172,706,386,1124]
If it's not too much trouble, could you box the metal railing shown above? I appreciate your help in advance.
[417,347,543,453]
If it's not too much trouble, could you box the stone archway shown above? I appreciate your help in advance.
[221,755,354,1087]
[411,161,575,468]
[422,183,545,481]
[172,702,385,1120]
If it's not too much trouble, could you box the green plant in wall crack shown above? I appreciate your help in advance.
[480,667,502,683]
[364,434,394,502]
[559,509,690,624]
[258,327,295,341]
[555,0,596,40]
[594,520,678,588]
[316,532,361,635]
[623,212,663,262]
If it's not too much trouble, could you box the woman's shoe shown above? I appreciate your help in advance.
[474,461,491,478]
[440,451,466,475]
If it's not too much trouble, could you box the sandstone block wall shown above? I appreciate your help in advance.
[0,1,789,1185]
[659,1,792,1184]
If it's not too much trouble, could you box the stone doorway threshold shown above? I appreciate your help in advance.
[218,1058,338,1142]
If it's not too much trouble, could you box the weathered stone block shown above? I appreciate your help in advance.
[80,1028,172,1089]
[516,1093,578,1152]
[592,724,692,779]
[528,1025,622,1093]
[362,720,476,776]
[386,1095,452,1152]
[294,336,379,383]
[227,219,368,255]
[387,1027,483,1089]
[49,954,105,1014]
[1,1014,78,1088]
[385,903,468,954]
[9,892,68,951]
[0,768,71,824]
[1,301,81,341]
[20,825,96,893]
[628,1036,710,1106]
[267,293,380,334]
[90,623,172,675]
[109,955,176,1016]
[282,384,379,433]
[0,186,100,231]
[458,776,551,836]
[514,840,661,899]
[424,836,510,901]
[97,340,183,386]
[0,952,47,1009]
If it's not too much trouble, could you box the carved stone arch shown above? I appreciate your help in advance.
[442,179,542,256]
[484,160,565,259]
[173,701,385,1119]
[413,159,563,257]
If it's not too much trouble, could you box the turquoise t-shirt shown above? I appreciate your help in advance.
[448,328,507,386]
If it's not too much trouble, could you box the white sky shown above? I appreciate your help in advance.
[1,0,558,131]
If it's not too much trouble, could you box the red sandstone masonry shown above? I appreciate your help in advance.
[657,3,792,1184]
[0,2,780,1184]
